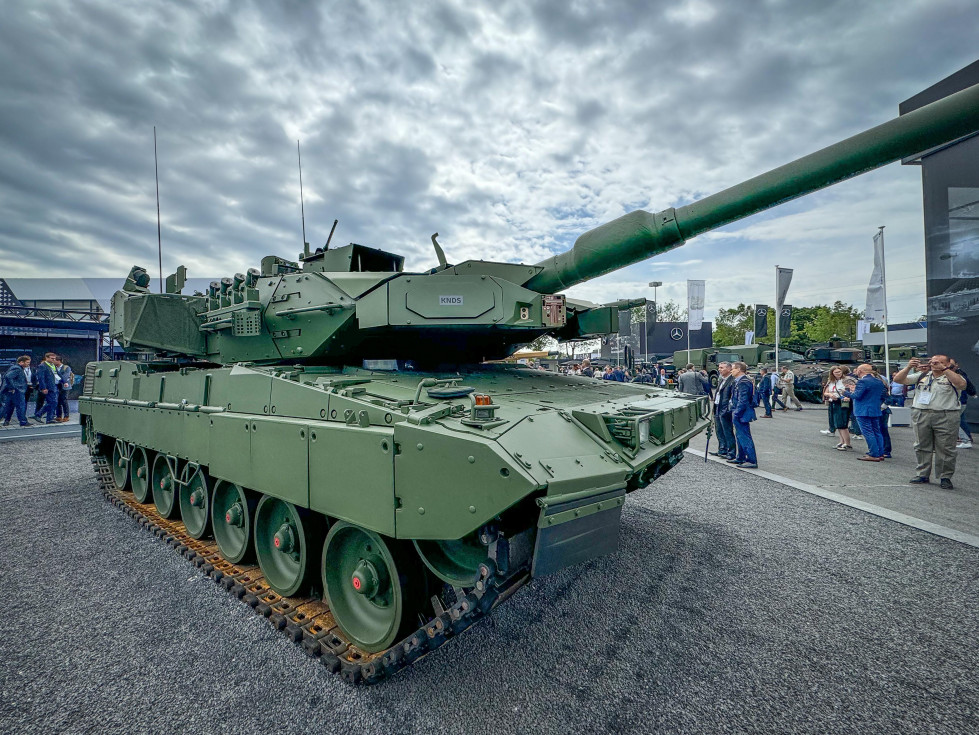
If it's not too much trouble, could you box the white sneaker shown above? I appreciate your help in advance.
[820,429,834,435]
[956,441,973,449]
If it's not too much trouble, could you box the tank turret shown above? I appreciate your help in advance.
[110,81,979,367]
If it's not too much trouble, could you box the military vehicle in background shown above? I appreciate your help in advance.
[672,345,805,389]
[79,80,979,682]
[671,348,744,387]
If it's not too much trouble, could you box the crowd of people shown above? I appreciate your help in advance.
[672,355,976,485]
[0,352,75,427]
[815,355,974,487]
[555,353,975,486]
[562,359,671,385]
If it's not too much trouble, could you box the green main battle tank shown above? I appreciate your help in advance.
[80,82,979,682]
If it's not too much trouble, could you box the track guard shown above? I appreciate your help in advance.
[531,486,626,577]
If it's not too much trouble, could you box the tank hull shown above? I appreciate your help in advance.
[80,360,708,678]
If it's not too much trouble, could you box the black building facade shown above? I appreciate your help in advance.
[901,61,979,429]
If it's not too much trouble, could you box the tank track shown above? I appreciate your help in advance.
[90,452,526,684]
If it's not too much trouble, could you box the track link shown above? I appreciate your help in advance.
[91,452,523,684]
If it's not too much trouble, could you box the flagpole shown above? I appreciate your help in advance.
[774,265,780,376]
[879,226,890,381]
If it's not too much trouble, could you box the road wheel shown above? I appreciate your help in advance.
[323,522,429,653]
[413,531,487,587]
[129,446,152,503]
[111,440,130,491]
[151,453,180,519]
[254,496,322,598]
[211,481,255,564]
[178,466,210,539]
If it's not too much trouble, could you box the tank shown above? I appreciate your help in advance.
[80,81,979,682]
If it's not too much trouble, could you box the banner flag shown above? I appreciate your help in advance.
[778,305,792,336]
[856,319,871,340]
[865,230,886,321]
[647,300,657,324]
[687,280,705,331]
[618,308,632,339]
[775,267,793,311]
[754,304,769,339]
[745,330,755,345]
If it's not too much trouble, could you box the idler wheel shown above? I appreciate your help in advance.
[413,531,488,587]
[111,440,130,491]
[129,446,152,503]
[151,454,180,519]
[211,481,255,564]
[323,522,429,653]
[178,466,211,539]
[254,496,321,598]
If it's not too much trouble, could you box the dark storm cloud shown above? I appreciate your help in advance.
[0,0,975,323]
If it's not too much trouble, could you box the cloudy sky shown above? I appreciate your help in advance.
[1,0,976,323]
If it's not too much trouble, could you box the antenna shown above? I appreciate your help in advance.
[298,140,309,258]
[325,218,338,250]
[154,126,163,293]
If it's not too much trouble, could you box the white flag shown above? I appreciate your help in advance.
[745,330,755,345]
[687,280,705,331]
[856,319,871,340]
[775,267,793,311]
[865,230,886,322]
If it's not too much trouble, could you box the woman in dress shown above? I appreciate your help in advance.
[823,366,853,450]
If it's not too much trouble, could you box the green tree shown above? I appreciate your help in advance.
[802,301,862,343]
[527,334,556,352]
[655,299,686,322]
[712,303,754,346]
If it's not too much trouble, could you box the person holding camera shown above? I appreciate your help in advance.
[893,355,967,489]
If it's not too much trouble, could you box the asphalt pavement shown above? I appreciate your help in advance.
[687,405,979,537]
[1,436,977,734]
[0,400,81,442]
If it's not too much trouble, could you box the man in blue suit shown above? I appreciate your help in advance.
[1,355,33,427]
[728,362,758,468]
[756,367,773,418]
[843,363,888,461]
[35,352,60,425]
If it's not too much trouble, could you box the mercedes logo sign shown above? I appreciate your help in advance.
[670,327,684,340]
[781,308,791,316]
[756,308,766,316]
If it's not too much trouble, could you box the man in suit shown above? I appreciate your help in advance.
[678,363,705,395]
[53,355,73,422]
[1,355,33,427]
[35,352,60,425]
[709,362,736,460]
[756,367,773,418]
[728,362,758,468]
[843,363,888,462]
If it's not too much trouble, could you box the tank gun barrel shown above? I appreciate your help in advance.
[527,81,979,293]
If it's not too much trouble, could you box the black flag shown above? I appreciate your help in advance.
[754,304,768,338]
[778,305,792,336]
[618,308,632,339]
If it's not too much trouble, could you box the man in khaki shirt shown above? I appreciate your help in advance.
[777,365,803,411]
[894,355,967,489]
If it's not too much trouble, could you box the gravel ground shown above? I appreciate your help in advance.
[1,437,977,735]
